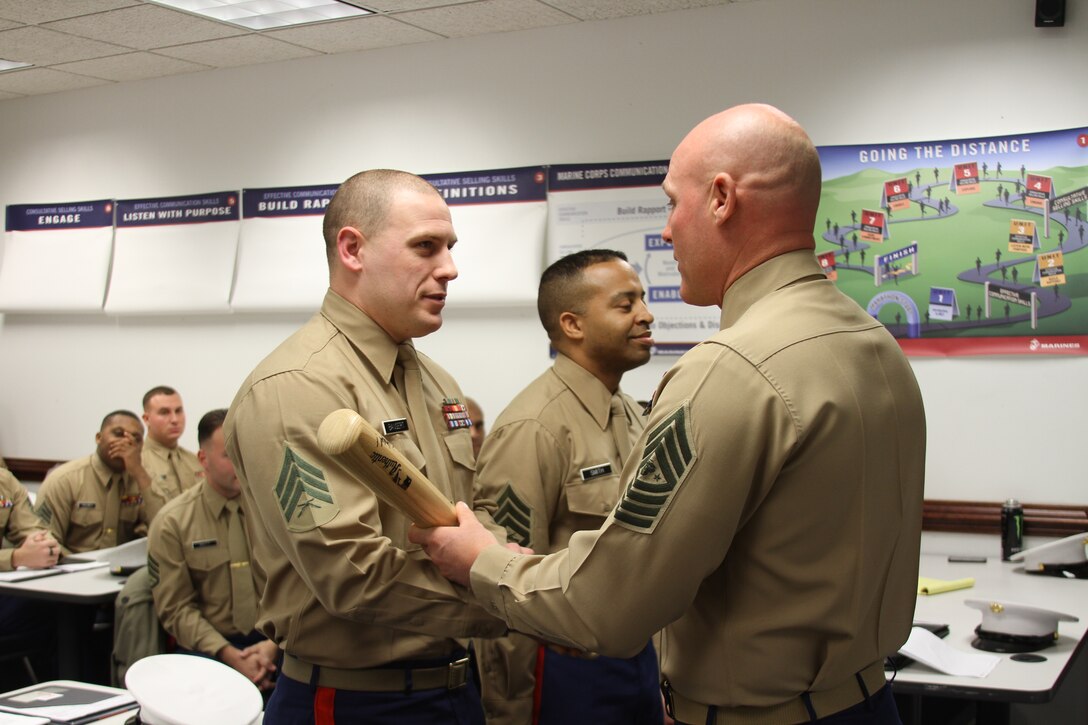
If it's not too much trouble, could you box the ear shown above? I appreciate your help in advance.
[95,431,103,447]
[197,448,208,469]
[710,172,736,225]
[336,226,366,273]
[557,310,585,343]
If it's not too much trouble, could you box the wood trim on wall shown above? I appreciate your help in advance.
[5,457,1088,537]
[4,457,64,483]
[924,499,1088,537]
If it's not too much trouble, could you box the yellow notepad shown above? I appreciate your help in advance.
[918,576,975,595]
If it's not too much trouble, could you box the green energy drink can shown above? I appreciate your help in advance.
[1001,498,1024,561]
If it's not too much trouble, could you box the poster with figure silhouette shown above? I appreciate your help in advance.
[815,125,1088,356]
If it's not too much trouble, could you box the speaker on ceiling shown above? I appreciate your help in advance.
[1035,0,1066,27]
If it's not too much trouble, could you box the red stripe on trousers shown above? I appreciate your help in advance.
[532,643,546,725]
[314,686,336,725]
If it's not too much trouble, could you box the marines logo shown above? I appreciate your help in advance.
[613,400,696,534]
[494,484,533,548]
[275,447,339,532]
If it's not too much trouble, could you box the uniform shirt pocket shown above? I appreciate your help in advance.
[183,540,231,588]
[443,432,476,473]
[563,473,623,518]
[70,502,104,532]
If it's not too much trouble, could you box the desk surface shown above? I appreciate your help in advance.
[890,552,1088,703]
[0,566,126,605]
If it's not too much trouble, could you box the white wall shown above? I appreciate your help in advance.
[0,0,1085,503]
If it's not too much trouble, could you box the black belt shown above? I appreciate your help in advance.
[282,653,470,693]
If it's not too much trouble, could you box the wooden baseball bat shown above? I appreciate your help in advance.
[317,408,458,528]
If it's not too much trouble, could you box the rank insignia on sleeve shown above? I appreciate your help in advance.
[35,501,53,526]
[494,484,533,548]
[147,553,160,588]
[613,400,696,534]
[275,446,339,532]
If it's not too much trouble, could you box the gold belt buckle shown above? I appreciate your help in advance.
[447,656,470,689]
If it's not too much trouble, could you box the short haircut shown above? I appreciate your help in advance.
[537,249,628,342]
[142,385,178,410]
[322,169,439,262]
[100,410,141,430]
[197,409,228,447]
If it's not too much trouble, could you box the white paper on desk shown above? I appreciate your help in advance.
[64,538,146,569]
[0,712,49,724]
[899,626,1000,677]
[0,568,64,583]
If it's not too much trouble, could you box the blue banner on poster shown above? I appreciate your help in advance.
[423,166,547,205]
[548,161,669,192]
[6,200,114,231]
[116,191,239,228]
[242,184,339,218]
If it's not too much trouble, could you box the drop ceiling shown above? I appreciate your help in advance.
[0,0,740,101]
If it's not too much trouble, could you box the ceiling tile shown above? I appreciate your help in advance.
[544,0,731,21]
[43,4,245,51]
[0,25,130,65]
[53,51,210,82]
[364,0,481,10]
[266,15,441,53]
[155,34,321,68]
[0,0,139,25]
[0,66,111,95]
[398,0,577,38]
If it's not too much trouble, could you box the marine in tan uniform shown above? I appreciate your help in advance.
[464,397,486,460]
[473,249,660,724]
[413,105,926,725]
[35,410,159,555]
[225,169,508,724]
[141,386,203,512]
[1,467,59,571]
[149,409,277,690]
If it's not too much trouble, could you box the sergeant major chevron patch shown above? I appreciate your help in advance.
[613,401,696,533]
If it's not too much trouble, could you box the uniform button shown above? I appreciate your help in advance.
[106,527,115,534]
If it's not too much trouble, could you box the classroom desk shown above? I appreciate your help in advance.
[890,553,1088,724]
[0,567,126,682]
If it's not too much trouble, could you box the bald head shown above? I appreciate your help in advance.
[662,104,822,304]
[323,169,441,264]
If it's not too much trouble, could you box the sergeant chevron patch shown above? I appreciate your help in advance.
[35,501,52,526]
[494,484,532,548]
[276,446,339,532]
[147,553,160,588]
[613,401,696,533]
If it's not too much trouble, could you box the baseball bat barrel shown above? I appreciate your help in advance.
[317,408,458,527]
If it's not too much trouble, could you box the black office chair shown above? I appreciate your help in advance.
[0,626,55,686]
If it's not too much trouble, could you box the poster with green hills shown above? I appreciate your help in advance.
[815,127,1088,356]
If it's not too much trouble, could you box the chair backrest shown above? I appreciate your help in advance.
[111,566,166,686]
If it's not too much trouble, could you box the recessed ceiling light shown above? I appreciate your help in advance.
[148,0,373,31]
[0,59,33,73]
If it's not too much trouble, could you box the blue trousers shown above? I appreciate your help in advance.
[677,684,902,725]
[537,640,662,725]
[263,667,485,725]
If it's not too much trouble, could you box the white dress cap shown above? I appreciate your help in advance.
[125,654,263,725]
[965,599,1078,638]
[1010,532,1088,571]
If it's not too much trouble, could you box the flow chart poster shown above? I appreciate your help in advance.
[232,184,337,312]
[545,160,719,354]
[0,200,114,312]
[816,126,1088,356]
[105,191,239,314]
[423,166,547,306]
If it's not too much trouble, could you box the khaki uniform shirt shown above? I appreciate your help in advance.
[1,468,45,571]
[141,438,203,514]
[225,289,506,669]
[148,480,258,657]
[473,352,645,723]
[470,250,926,711]
[35,454,151,554]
